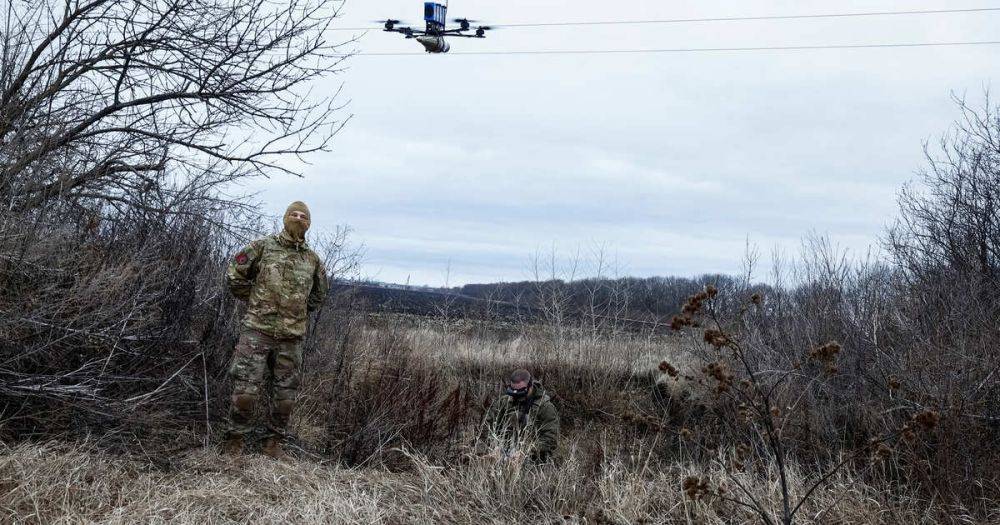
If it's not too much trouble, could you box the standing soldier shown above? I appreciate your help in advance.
[479,369,560,464]
[222,201,328,459]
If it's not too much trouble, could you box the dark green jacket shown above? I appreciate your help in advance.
[480,381,560,462]
[226,231,328,340]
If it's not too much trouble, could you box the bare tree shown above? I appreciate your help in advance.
[889,93,1000,294]
[582,242,608,339]
[434,259,460,334]
[885,92,1000,455]
[529,244,579,351]
[0,0,351,214]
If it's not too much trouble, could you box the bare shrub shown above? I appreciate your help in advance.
[0,203,241,446]
[666,282,941,524]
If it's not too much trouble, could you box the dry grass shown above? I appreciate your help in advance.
[343,319,684,375]
[4,321,997,524]
[0,441,397,524]
[1,438,976,525]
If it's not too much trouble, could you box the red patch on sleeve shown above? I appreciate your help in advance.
[235,253,249,265]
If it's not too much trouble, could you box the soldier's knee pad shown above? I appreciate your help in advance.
[231,393,258,414]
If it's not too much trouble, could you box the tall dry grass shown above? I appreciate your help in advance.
[2,436,976,524]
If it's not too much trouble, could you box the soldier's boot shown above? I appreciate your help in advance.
[261,436,290,461]
[221,434,244,456]
[263,398,295,462]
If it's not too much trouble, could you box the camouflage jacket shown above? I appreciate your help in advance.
[226,231,329,340]
[480,381,560,462]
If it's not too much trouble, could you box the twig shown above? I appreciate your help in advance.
[123,354,199,404]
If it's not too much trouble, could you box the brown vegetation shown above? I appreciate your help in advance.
[2,436,971,524]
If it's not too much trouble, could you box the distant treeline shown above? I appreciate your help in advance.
[439,274,762,330]
[342,274,770,330]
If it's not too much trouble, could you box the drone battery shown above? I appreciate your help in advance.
[424,2,447,28]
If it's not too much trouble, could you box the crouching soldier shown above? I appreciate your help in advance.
[478,369,560,464]
[222,201,328,459]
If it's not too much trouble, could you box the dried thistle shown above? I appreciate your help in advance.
[901,423,916,442]
[808,341,842,375]
[679,427,693,441]
[682,476,711,500]
[670,315,693,331]
[888,377,902,391]
[702,361,734,392]
[702,329,729,348]
[682,290,710,315]
[658,360,679,377]
[912,410,940,431]
[808,341,842,363]
[750,292,763,305]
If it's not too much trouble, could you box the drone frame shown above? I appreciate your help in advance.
[382,18,490,39]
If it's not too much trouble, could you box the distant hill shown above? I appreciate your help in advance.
[334,273,756,332]
[332,282,538,322]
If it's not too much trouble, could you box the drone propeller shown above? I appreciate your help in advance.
[373,19,407,30]
[475,25,494,37]
[451,18,479,31]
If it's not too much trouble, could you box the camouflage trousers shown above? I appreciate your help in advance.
[225,328,303,438]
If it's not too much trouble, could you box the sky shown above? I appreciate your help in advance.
[249,0,999,286]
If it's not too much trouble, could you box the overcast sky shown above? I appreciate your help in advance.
[249,0,998,286]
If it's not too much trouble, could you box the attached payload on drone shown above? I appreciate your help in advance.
[378,2,492,53]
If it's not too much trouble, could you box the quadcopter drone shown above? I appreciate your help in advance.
[378,2,492,53]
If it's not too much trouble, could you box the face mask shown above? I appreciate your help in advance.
[282,201,311,242]
[283,214,309,241]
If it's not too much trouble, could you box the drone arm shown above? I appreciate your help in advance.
[386,27,427,37]
[445,33,487,38]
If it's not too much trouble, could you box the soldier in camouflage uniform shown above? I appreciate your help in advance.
[222,201,329,459]
[479,369,560,464]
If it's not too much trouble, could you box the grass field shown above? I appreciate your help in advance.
[3,318,994,524]
[1,437,954,524]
